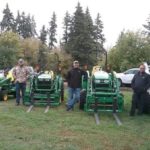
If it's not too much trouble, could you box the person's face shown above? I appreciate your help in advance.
[139,65,145,73]
[73,62,79,68]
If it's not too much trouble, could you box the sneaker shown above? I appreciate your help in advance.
[16,103,20,106]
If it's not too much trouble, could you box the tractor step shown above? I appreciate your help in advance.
[91,104,114,107]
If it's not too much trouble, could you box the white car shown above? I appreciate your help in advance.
[116,68,139,86]
[0,70,4,78]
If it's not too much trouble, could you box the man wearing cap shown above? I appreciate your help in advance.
[66,60,87,111]
[13,59,29,105]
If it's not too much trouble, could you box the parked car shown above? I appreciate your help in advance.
[0,70,4,78]
[116,68,139,86]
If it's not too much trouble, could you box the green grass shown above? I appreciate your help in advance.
[0,91,150,150]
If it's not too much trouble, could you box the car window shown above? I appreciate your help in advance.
[124,70,134,74]
[133,70,139,74]
[125,69,139,74]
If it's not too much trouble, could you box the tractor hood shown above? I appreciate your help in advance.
[38,73,52,80]
[93,71,109,79]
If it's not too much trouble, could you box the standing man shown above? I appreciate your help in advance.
[130,64,150,116]
[66,60,87,111]
[13,59,29,105]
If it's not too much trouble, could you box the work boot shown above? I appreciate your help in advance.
[129,111,135,116]
[15,103,20,106]
[66,105,74,111]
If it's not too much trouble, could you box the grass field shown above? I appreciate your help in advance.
[0,91,150,150]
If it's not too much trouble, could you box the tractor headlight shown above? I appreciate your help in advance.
[103,80,109,83]
[95,80,100,83]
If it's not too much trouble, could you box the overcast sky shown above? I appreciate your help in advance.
[0,0,150,48]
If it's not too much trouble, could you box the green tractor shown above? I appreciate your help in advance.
[0,70,16,101]
[23,71,64,112]
[80,66,124,125]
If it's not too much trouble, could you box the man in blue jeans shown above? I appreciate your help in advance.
[13,59,29,105]
[66,60,87,111]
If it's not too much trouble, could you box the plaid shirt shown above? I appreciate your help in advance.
[13,66,29,83]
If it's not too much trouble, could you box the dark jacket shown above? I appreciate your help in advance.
[131,71,150,93]
[67,68,87,88]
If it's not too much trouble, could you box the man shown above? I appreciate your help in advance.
[66,60,87,111]
[130,64,150,116]
[13,59,29,105]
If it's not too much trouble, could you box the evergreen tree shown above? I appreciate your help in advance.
[94,13,105,58]
[85,7,94,37]
[66,3,97,66]
[39,25,47,44]
[48,12,57,49]
[62,11,72,44]
[16,12,37,38]
[0,4,15,32]
[15,11,22,34]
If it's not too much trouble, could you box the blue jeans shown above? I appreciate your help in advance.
[67,87,80,108]
[16,82,26,104]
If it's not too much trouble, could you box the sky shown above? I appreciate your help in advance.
[0,0,150,49]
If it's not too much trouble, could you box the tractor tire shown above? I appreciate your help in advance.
[0,91,8,101]
[79,90,86,110]
[60,82,64,102]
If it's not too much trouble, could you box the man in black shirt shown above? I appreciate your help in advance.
[130,64,150,116]
[66,60,87,111]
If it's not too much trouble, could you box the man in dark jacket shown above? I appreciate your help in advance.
[130,64,150,116]
[66,60,87,111]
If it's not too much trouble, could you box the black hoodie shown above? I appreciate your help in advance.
[131,71,150,93]
[67,68,87,88]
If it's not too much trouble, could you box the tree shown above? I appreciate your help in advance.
[62,11,72,44]
[108,30,150,71]
[94,13,105,58]
[15,12,37,38]
[39,25,47,44]
[15,11,21,34]
[65,3,97,67]
[48,12,57,50]
[0,31,20,68]
[19,38,40,66]
[0,4,15,32]
[38,43,48,69]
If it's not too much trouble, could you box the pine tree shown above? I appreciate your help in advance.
[15,11,22,34]
[62,11,72,44]
[16,12,37,38]
[48,12,57,50]
[66,2,85,61]
[39,25,47,44]
[0,4,15,32]
[66,3,97,66]
[94,13,105,58]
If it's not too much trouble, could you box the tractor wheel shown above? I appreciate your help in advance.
[79,90,86,110]
[0,91,8,101]
[60,82,64,102]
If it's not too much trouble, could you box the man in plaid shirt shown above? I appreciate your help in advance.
[13,59,29,105]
